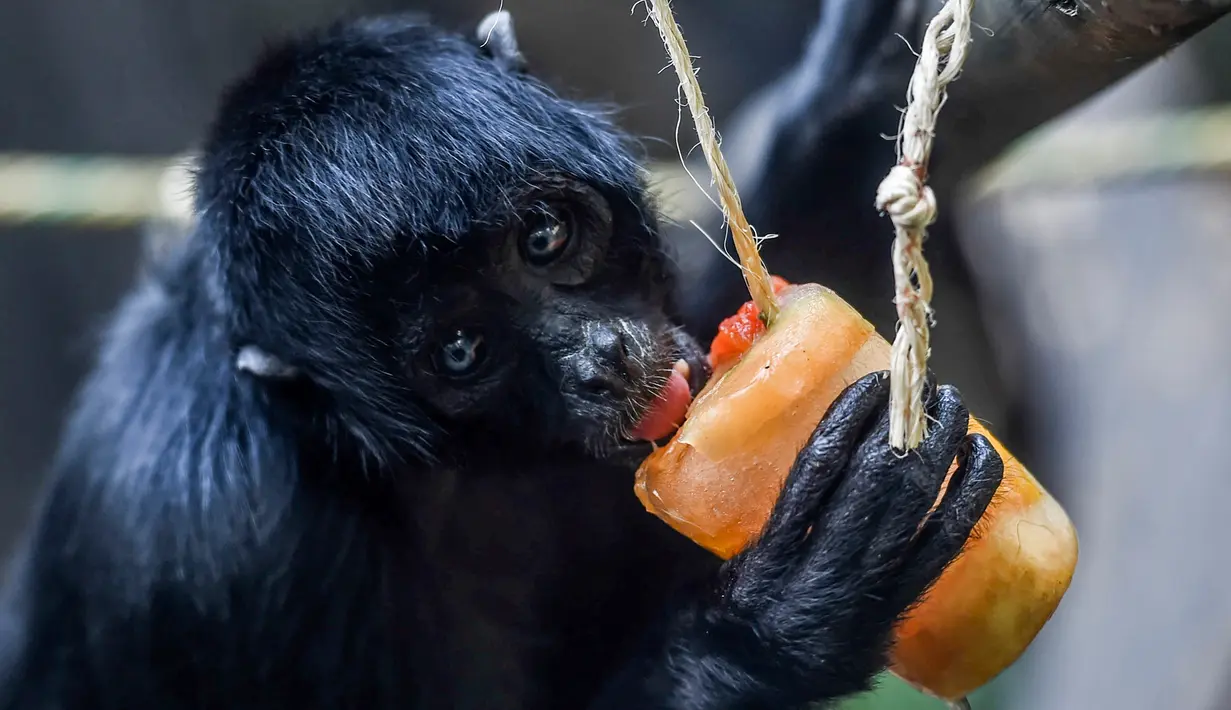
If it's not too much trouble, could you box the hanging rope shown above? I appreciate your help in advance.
[876,0,976,451]
[641,0,779,324]
[645,0,977,452]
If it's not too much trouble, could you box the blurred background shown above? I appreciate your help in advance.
[1,1,1230,708]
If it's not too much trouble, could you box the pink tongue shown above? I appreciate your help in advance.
[630,369,693,442]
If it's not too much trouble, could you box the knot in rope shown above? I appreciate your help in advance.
[877,165,938,231]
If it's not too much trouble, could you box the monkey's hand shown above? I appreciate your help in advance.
[691,372,1004,707]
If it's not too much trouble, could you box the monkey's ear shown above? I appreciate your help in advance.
[236,345,300,380]
[475,10,527,73]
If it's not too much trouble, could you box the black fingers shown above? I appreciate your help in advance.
[848,383,968,580]
[897,433,1004,609]
[759,371,892,551]
[915,383,971,486]
[703,370,1005,706]
[818,381,952,568]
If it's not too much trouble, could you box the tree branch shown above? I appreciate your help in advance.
[932,0,1231,189]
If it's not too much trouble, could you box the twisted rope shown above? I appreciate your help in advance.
[642,0,779,323]
[876,0,976,451]
[645,0,976,453]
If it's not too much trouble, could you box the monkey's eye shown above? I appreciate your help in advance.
[433,330,487,379]
[519,209,572,267]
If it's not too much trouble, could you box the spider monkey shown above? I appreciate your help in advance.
[0,9,1002,710]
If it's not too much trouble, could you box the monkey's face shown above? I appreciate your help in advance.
[400,177,711,460]
[194,15,714,463]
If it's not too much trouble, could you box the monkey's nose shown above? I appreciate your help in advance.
[590,323,631,365]
[575,364,629,399]
[572,323,633,399]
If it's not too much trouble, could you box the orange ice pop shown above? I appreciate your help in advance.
[634,282,1078,701]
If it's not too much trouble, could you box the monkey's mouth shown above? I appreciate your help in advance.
[585,327,710,464]
[627,359,696,443]
[622,331,711,447]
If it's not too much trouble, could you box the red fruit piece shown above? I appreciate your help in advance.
[707,276,791,377]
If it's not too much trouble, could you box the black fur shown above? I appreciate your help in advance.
[0,11,1002,710]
